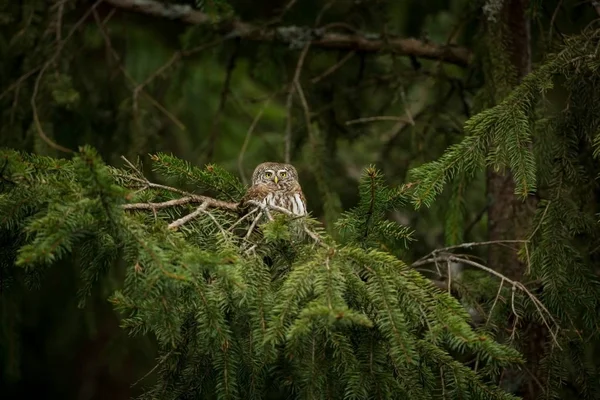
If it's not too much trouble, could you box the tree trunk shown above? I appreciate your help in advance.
[485,1,546,398]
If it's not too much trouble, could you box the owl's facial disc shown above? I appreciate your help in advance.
[264,169,277,184]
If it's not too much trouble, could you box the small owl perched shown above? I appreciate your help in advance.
[239,162,307,217]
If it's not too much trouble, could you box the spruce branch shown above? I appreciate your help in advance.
[103,0,472,67]
[413,252,562,349]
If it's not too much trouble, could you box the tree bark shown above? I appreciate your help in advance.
[485,1,545,398]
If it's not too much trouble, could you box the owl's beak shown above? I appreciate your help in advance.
[273,176,279,184]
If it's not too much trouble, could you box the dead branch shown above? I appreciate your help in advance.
[31,0,104,153]
[345,116,414,125]
[103,0,472,67]
[284,43,311,163]
[168,203,209,229]
[92,10,186,130]
[121,183,238,213]
[238,97,272,185]
[310,50,355,84]
[413,253,561,349]
[119,156,239,214]
[207,41,240,161]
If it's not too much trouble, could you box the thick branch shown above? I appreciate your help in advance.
[122,196,237,212]
[104,0,472,67]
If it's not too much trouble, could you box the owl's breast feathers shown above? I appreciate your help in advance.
[238,182,307,217]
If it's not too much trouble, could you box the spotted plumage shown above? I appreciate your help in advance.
[239,162,307,217]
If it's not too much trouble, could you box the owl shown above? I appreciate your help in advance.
[239,162,307,217]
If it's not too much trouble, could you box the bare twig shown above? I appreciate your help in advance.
[92,10,186,130]
[31,62,74,153]
[311,51,356,84]
[121,180,238,212]
[207,42,240,161]
[118,156,239,213]
[0,67,40,101]
[55,0,65,41]
[103,0,472,67]
[30,0,104,153]
[285,43,311,163]
[414,240,528,263]
[345,116,414,125]
[122,196,199,210]
[413,254,562,349]
[229,207,259,232]
[201,209,229,238]
[238,98,271,185]
[245,210,264,240]
[548,0,564,42]
[168,203,209,229]
[131,350,174,388]
[133,51,181,114]
[294,80,312,141]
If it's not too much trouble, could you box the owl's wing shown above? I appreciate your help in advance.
[292,181,307,215]
[238,184,270,214]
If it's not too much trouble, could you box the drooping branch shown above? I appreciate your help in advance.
[103,0,473,67]
[412,241,562,349]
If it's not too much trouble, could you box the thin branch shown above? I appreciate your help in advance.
[345,116,414,125]
[238,98,272,185]
[93,10,186,130]
[414,240,528,263]
[245,210,264,240]
[121,180,238,212]
[413,254,562,349]
[228,207,259,232]
[133,51,181,114]
[201,209,229,238]
[103,0,472,67]
[30,0,104,153]
[168,203,209,229]
[207,41,240,161]
[131,350,174,388]
[285,43,311,163]
[122,196,199,210]
[118,156,239,213]
[294,79,312,143]
[310,50,356,84]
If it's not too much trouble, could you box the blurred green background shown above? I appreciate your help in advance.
[1,0,597,398]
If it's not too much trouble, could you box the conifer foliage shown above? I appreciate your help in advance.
[0,147,523,399]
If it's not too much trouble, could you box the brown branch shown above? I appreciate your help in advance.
[103,0,472,67]
[310,50,355,84]
[93,9,186,130]
[119,155,239,213]
[122,196,200,210]
[168,203,209,229]
[413,253,562,349]
[207,41,240,161]
[285,43,311,163]
[345,115,414,125]
[238,97,272,185]
[30,0,104,154]
[122,186,238,212]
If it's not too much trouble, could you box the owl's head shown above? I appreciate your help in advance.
[252,162,299,188]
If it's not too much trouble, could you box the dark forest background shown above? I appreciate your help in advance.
[2,0,600,399]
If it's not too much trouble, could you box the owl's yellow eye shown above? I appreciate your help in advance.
[280,171,287,178]
[265,171,273,178]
